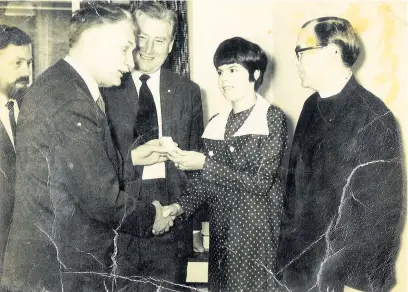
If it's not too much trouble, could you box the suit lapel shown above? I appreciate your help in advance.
[122,73,139,116]
[0,121,15,161]
[160,70,177,137]
[55,59,94,102]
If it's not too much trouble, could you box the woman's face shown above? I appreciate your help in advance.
[217,63,254,102]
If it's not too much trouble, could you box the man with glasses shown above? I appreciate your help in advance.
[278,17,403,292]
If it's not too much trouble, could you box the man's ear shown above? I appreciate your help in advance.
[326,43,340,60]
[254,70,261,81]
[168,39,174,54]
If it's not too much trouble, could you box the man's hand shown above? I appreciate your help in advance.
[131,139,171,166]
[167,150,206,171]
[152,201,174,235]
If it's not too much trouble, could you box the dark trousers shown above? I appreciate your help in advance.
[116,179,191,292]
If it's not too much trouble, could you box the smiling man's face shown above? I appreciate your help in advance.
[134,13,174,74]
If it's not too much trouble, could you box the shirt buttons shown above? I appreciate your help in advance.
[229,146,235,152]
[209,150,214,157]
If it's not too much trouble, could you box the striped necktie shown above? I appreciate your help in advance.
[96,95,106,114]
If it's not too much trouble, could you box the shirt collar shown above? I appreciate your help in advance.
[132,68,161,85]
[64,55,100,102]
[0,92,9,108]
[0,92,17,109]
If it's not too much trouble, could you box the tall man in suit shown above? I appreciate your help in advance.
[0,25,32,290]
[278,17,404,292]
[2,4,174,292]
[102,2,204,291]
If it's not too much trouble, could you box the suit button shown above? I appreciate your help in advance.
[208,150,214,157]
[177,253,182,258]
[229,146,235,152]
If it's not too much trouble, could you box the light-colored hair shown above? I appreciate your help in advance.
[133,2,177,41]
[302,17,360,67]
[69,2,132,48]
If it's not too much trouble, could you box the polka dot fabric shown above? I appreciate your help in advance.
[178,104,288,292]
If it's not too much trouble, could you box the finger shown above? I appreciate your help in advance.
[168,219,174,227]
[165,225,170,232]
[156,156,168,163]
[163,209,171,218]
[146,139,161,146]
[178,164,187,170]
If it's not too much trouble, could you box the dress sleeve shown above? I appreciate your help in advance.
[177,171,212,218]
[201,106,287,196]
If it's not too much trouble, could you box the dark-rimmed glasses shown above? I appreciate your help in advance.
[295,45,326,60]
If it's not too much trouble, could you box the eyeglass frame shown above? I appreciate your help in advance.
[295,45,326,60]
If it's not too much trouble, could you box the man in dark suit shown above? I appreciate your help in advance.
[1,4,174,292]
[0,25,32,290]
[278,17,404,292]
[102,2,204,291]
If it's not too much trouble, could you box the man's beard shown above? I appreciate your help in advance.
[7,77,29,102]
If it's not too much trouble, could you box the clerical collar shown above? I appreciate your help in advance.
[318,71,353,98]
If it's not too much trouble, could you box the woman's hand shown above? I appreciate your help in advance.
[168,150,206,171]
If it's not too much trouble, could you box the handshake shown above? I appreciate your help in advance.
[151,201,184,235]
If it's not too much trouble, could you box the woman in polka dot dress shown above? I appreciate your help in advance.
[166,37,288,292]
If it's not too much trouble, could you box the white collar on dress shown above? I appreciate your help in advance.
[202,94,270,140]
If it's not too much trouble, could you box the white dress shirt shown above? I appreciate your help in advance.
[131,69,163,137]
[131,69,165,180]
[0,93,19,148]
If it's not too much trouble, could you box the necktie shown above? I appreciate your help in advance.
[96,95,106,114]
[135,74,158,141]
[6,100,17,142]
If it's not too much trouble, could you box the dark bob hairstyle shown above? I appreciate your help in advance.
[213,37,267,91]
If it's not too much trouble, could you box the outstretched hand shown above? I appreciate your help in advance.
[131,138,181,166]
[167,150,206,171]
[152,201,174,235]
[163,203,184,218]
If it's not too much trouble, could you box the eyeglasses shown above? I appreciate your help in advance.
[295,45,326,60]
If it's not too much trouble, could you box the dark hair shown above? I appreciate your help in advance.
[302,17,360,67]
[133,2,178,41]
[0,25,32,50]
[69,2,132,48]
[213,37,268,91]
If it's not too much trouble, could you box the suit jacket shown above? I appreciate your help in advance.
[102,69,203,260]
[1,60,156,292]
[279,76,404,292]
[0,122,15,279]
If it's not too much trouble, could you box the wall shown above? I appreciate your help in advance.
[188,1,407,291]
